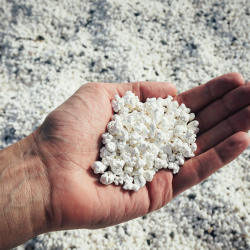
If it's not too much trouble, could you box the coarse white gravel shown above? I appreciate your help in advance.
[1,0,250,249]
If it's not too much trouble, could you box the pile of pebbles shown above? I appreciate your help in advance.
[92,92,199,191]
[1,0,249,249]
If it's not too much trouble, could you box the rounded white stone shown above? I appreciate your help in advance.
[105,141,117,152]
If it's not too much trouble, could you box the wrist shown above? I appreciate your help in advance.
[0,130,51,249]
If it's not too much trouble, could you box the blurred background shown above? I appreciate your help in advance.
[0,0,250,249]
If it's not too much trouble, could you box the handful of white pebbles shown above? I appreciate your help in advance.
[91,91,199,191]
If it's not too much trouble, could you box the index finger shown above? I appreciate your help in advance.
[174,72,244,113]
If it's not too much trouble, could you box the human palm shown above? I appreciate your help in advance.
[36,73,250,232]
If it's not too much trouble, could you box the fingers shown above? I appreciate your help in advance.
[196,81,250,134]
[107,81,177,102]
[146,169,173,212]
[196,105,250,155]
[172,132,250,198]
[174,72,244,113]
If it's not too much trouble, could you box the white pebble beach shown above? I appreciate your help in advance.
[1,0,250,249]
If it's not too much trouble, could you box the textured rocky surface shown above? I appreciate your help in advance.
[1,0,249,249]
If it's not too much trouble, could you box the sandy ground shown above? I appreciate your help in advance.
[1,0,250,249]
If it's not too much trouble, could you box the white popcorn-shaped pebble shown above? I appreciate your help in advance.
[126,156,137,167]
[179,112,190,123]
[155,158,167,169]
[179,103,191,114]
[176,154,185,165]
[173,164,180,174]
[107,121,116,131]
[131,166,144,176]
[132,184,140,191]
[116,129,129,141]
[100,147,116,158]
[174,125,187,137]
[189,113,195,121]
[112,114,122,122]
[154,129,166,145]
[117,141,126,150]
[169,154,176,162]
[141,115,151,125]
[134,175,146,188]
[105,141,117,152]
[124,166,133,173]
[181,143,193,158]
[92,91,199,191]
[149,123,157,138]
[100,171,115,185]
[135,158,146,169]
[131,147,140,157]
[104,147,116,157]
[111,121,123,135]
[159,153,168,161]
[191,143,197,152]
[102,156,112,166]
[124,182,140,191]
[102,132,113,144]
[91,161,108,174]
[188,120,199,130]
[164,142,173,154]
[143,170,155,182]
[110,159,125,169]
[114,176,124,185]
[134,122,149,135]
[168,162,179,172]
[193,127,200,134]
[110,159,125,175]
[149,143,159,156]
[111,95,124,112]
[123,92,139,110]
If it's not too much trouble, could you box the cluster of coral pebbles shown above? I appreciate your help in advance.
[92,91,199,191]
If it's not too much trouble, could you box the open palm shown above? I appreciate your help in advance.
[35,73,250,232]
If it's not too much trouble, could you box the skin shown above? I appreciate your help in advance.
[0,72,250,249]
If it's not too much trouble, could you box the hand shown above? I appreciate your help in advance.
[34,72,250,232]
